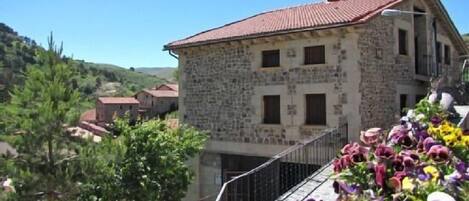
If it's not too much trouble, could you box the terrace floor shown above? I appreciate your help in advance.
[276,163,337,201]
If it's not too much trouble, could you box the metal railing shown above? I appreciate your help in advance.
[214,123,348,201]
[462,59,469,83]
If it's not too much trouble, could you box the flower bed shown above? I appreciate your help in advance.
[332,99,468,201]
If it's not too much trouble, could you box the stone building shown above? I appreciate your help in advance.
[164,0,468,200]
[134,84,178,119]
[96,97,139,124]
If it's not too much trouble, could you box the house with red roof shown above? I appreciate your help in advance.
[164,0,468,200]
[135,84,178,118]
[96,97,139,124]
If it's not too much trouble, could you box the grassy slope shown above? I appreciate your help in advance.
[135,67,176,81]
[86,63,164,90]
[0,23,165,112]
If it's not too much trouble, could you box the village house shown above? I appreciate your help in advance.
[96,97,139,124]
[164,0,468,200]
[134,84,179,118]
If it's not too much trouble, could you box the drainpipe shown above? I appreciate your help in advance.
[168,49,179,59]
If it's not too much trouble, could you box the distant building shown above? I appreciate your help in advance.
[96,97,139,124]
[80,109,97,123]
[135,84,178,118]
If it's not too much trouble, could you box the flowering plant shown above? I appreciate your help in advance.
[332,99,468,201]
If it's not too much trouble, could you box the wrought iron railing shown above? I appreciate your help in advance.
[462,59,469,83]
[214,123,348,201]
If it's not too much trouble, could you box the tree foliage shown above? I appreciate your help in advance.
[0,23,165,105]
[79,119,207,201]
[1,34,84,200]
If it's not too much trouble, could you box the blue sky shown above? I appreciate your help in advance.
[0,0,467,68]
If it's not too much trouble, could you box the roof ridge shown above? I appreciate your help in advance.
[168,1,326,46]
[166,0,403,49]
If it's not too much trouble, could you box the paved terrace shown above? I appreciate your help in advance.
[277,163,337,201]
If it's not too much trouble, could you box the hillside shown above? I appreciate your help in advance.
[135,67,176,81]
[0,23,165,107]
[463,33,469,44]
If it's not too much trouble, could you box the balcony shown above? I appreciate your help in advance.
[212,122,348,201]
[414,55,432,81]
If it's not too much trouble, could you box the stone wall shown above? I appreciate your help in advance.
[179,33,354,147]
[96,102,139,124]
[358,0,465,130]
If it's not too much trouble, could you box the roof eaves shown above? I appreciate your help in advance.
[164,0,404,51]
[164,22,361,50]
[433,0,468,55]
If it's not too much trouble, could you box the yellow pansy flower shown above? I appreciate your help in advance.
[463,136,469,146]
[402,177,415,191]
[424,166,440,182]
[443,134,457,146]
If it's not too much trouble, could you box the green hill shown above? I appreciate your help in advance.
[135,67,176,81]
[0,23,164,109]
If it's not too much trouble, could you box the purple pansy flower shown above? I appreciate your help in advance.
[374,144,395,161]
[360,128,383,145]
[375,163,386,187]
[333,181,358,194]
[427,145,450,163]
[456,162,469,180]
[430,116,443,125]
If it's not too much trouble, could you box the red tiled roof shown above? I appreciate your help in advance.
[166,0,402,49]
[156,84,179,91]
[143,89,179,98]
[98,97,140,104]
[80,109,96,122]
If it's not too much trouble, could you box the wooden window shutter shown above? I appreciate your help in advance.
[263,95,281,124]
[305,94,326,125]
[444,45,451,65]
[304,46,325,65]
[398,29,408,55]
[262,50,280,68]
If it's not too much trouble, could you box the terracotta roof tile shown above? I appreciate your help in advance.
[80,109,97,122]
[166,0,402,48]
[98,97,140,104]
[156,84,179,91]
[143,89,179,98]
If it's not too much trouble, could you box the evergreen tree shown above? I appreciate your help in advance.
[1,34,83,200]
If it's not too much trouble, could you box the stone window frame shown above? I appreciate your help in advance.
[252,86,287,127]
[295,83,337,129]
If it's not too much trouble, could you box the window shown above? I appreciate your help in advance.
[436,42,442,63]
[119,105,123,110]
[129,105,133,109]
[400,94,407,116]
[262,50,280,68]
[444,45,451,65]
[398,29,408,55]
[305,94,326,125]
[304,46,325,65]
[263,96,280,124]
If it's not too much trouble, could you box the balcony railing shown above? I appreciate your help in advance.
[214,123,348,201]
[462,59,469,83]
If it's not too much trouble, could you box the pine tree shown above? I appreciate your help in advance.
[2,34,84,200]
